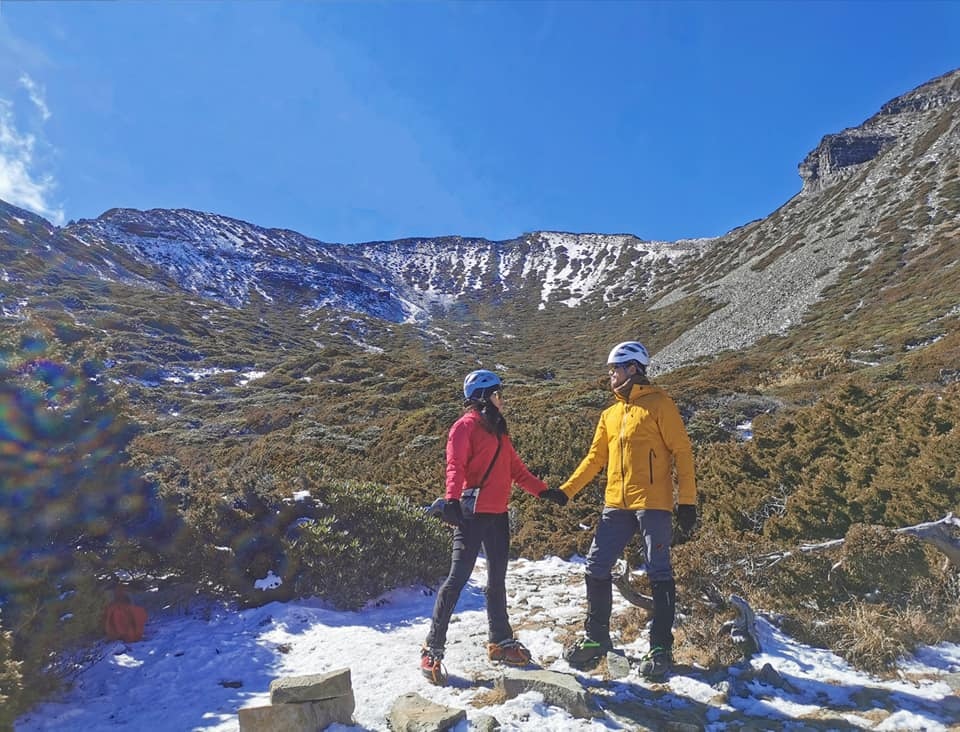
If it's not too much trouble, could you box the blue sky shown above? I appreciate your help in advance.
[0,1,957,245]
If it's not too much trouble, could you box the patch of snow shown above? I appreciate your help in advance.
[254,571,282,591]
[237,371,266,386]
[14,556,960,732]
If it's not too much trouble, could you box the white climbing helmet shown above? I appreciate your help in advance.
[607,341,650,367]
[463,369,502,400]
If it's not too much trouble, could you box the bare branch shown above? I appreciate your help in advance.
[894,513,960,568]
[734,514,960,572]
[611,559,653,610]
[727,594,761,656]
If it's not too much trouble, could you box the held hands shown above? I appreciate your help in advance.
[539,488,569,507]
[675,504,697,540]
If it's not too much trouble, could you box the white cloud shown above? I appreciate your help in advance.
[19,73,51,121]
[0,90,64,225]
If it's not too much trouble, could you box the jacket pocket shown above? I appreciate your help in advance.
[648,449,656,484]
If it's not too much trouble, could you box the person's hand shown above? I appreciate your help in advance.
[442,499,465,527]
[676,504,697,539]
[539,488,569,507]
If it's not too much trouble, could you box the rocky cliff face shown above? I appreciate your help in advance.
[643,68,960,373]
[799,69,960,194]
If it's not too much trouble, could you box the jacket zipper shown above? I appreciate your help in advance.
[649,449,656,484]
[619,404,629,507]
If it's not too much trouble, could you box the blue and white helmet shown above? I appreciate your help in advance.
[463,369,502,400]
[607,341,650,367]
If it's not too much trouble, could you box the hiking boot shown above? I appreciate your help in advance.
[563,637,612,671]
[487,638,532,667]
[420,646,447,685]
[639,646,672,681]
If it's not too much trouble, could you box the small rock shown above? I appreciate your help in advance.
[605,651,631,679]
[469,712,501,731]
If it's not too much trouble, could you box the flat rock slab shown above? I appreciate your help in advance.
[238,699,353,732]
[270,668,353,704]
[496,668,596,719]
[388,692,466,732]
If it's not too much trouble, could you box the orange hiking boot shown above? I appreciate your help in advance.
[487,638,532,667]
[420,646,447,686]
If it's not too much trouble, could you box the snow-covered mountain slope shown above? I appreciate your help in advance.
[64,209,711,324]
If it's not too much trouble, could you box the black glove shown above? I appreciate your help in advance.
[539,488,569,506]
[676,504,697,539]
[442,499,465,527]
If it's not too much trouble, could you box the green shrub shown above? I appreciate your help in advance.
[835,524,929,601]
[7,562,109,706]
[287,481,449,609]
[0,344,181,705]
[0,610,23,730]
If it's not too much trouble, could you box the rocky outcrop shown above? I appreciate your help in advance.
[799,68,960,193]
[798,132,896,193]
[878,68,960,115]
[652,68,960,373]
[238,668,355,731]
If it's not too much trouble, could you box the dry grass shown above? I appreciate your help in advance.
[471,684,511,708]
[824,603,937,675]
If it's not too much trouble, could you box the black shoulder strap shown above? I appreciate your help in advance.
[478,435,502,488]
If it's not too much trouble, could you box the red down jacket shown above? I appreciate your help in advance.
[445,409,546,513]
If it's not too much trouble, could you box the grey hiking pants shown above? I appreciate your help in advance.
[584,507,676,651]
[585,507,674,582]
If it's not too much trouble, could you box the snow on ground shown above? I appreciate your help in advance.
[15,556,960,731]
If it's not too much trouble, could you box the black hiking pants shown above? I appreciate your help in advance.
[425,512,512,650]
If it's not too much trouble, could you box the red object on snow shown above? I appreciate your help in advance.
[104,588,148,642]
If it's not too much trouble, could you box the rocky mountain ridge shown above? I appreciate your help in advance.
[1,68,958,378]
[653,68,960,373]
[63,209,713,324]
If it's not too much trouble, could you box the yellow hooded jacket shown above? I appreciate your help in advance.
[559,383,696,510]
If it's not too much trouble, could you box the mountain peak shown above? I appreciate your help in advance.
[799,67,960,193]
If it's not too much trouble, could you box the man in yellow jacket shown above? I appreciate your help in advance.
[559,341,697,679]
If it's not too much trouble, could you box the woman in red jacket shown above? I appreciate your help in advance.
[420,369,567,685]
